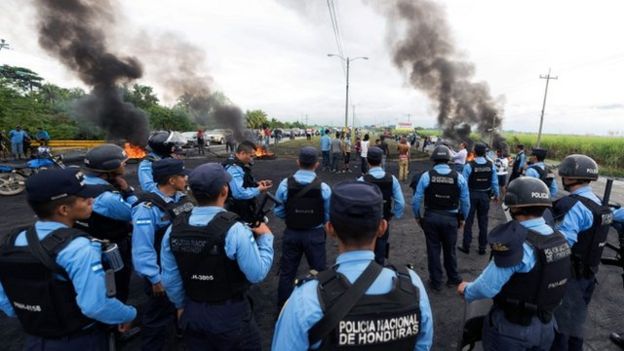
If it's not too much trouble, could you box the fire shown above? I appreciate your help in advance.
[124,142,147,159]
[466,151,475,162]
[254,145,275,159]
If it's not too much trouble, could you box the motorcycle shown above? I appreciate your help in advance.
[0,147,82,196]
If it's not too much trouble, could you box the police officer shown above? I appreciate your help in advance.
[358,146,405,264]
[0,168,136,350]
[458,177,571,350]
[525,148,558,197]
[272,181,433,350]
[80,144,137,303]
[413,145,470,291]
[224,140,272,224]
[132,158,193,350]
[139,131,180,193]
[160,163,274,350]
[508,143,526,183]
[550,154,612,351]
[274,147,331,308]
[459,143,499,255]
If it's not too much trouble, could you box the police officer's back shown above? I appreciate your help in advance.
[79,144,137,302]
[274,147,331,308]
[458,177,571,350]
[358,146,405,264]
[525,148,558,197]
[412,145,470,291]
[160,163,274,350]
[460,143,499,255]
[139,131,180,193]
[273,181,433,350]
[509,144,526,183]
[0,168,136,350]
[223,140,273,223]
[131,158,193,350]
[550,154,612,351]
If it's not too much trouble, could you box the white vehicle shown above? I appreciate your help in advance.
[205,129,227,144]
[181,131,198,148]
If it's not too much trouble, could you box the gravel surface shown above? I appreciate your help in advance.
[0,152,621,350]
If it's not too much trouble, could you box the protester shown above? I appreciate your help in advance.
[397,137,410,181]
[8,125,27,160]
[35,127,50,146]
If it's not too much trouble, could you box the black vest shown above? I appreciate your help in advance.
[0,227,95,338]
[553,194,613,277]
[75,184,132,241]
[424,169,460,211]
[133,193,194,258]
[170,211,250,303]
[309,264,421,350]
[492,223,571,326]
[223,159,258,223]
[363,173,393,220]
[510,151,524,180]
[285,176,324,230]
[468,160,493,191]
[528,165,554,189]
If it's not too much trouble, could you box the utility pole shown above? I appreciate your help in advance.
[536,68,558,147]
[352,104,356,143]
[345,58,350,132]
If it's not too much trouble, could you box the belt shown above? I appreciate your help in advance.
[425,210,458,218]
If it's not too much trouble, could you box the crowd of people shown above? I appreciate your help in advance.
[0,129,621,351]
[0,126,50,160]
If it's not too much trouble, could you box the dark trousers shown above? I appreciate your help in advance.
[374,224,390,265]
[330,152,341,171]
[360,155,369,174]
[483,307,556,351]
[321,151,330,169]
[550,276,596,351]
[463,191,491,251]
[277,227,326,308]
[24,328,108,351]
[422,211,461,286]
[114,237,132,303]
[181,298,261,351]
[141,280,176,351]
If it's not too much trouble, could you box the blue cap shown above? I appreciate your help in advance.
[367,147,383,164]
[488,221,526,267]
[299,146,318,164]
[26,168,100,203]
[531,148,547,159]
[330,181,383,228]
[152,159,190,183]
[189,163,232,196]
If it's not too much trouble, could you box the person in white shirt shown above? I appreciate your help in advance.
[451,142,468,173]
[494,149,509,197]
[360,134,370,175]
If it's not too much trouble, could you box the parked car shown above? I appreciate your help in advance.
[205,129,227,144]
[181,131,198,148]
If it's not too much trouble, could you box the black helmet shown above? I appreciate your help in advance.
[147,131,176,157]
[505,177,552,208]
[84,144,128,172]
[430,145,451,162]
[558,154,599,181]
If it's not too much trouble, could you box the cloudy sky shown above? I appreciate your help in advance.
[1,0,623,135]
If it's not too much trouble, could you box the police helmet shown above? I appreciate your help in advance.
[504,177,552,208]
[430,145,451,162]
[84,144,128,172]
[147,131,176,157]
[557,154,599,181]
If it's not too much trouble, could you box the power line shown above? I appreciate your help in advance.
[326,0,345,73]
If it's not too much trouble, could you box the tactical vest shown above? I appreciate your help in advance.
[0,226,95,338]
[285,176,324,230]
[528,165,554,189]
[468,160,493,191]
[308,264,421,350]
[509,151,524,181]
[223,158,258,223]
[133,193,194,258]
[75,184,132,241]
[170,211,250,303]
[363,173,393,220]
[553,194,613,277]
[424,169,460,211]
[492,224,571,326]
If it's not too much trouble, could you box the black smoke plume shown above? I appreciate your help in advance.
[34,0,149,146]
[370,0,505,149]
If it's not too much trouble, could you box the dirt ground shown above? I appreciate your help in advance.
[0,150,622,350]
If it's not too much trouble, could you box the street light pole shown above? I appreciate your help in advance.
[328,54,368,134]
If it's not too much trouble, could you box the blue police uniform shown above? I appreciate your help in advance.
[614,208,624,222]
[132,189,187,350]
[461,156,499,253]
[161,206,274,350]
[83,175,137,302]
[358,166,405,264]
[320,133,331,169]
[509,150,526,183]
[138,152,162,193]
[226,162,261,200]
[525,162,558,197]
[464,218,569,350]
[413,163,470,289]
[551,185,602,351]
[275,166,331,308]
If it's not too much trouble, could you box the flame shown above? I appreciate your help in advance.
[124,142,147,159]
[466,151,475,162]
[254,145,275,159]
